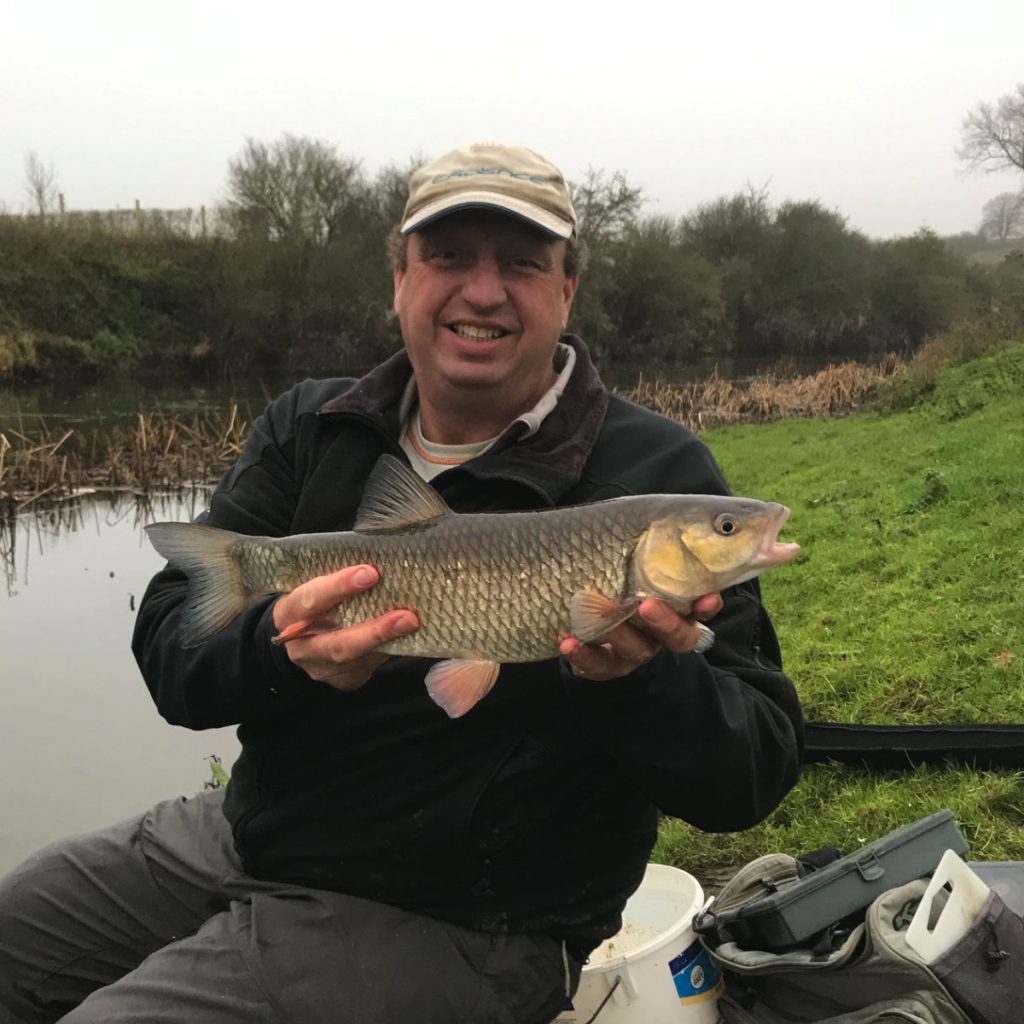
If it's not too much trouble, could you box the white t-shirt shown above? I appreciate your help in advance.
[398,343,576,482]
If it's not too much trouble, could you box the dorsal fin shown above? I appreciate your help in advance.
[353,454,451,532]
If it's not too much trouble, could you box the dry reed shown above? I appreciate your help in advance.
[0,406,248,512]
[622,356,902,430]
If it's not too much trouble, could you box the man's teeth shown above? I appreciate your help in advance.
[452,324,506,341]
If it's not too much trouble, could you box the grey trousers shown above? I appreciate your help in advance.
[0,790,578,1024]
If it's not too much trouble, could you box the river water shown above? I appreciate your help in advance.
[0,490,240,874]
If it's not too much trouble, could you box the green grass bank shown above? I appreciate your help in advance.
[656,341,1024,872]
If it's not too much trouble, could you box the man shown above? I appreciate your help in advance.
[0,143,803,1023]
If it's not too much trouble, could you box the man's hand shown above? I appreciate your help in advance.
[272,565,419,691]
[558,594,723,681]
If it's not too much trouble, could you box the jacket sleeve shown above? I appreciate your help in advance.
[131,383,327,729]
[563,415,804,831]
[562,580,803,831]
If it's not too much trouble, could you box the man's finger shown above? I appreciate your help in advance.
[273,564,379,630]
[637,598,717,654]
[639,595,722,628]
[320,610,419,664]
[560,637,630,681]
[692,593,724,621]
[590,621,657,665]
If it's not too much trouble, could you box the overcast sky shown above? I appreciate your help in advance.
[3,0,1022,239]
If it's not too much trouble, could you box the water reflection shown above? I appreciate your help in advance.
[3,490,206,596]
[0,375,282,433]
[0,491,241,875]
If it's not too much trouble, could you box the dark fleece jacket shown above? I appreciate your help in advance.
[133,335,803,954]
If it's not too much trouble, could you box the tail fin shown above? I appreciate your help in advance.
[145,522,252,646]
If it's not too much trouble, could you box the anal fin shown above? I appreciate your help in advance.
[425,659,501,718]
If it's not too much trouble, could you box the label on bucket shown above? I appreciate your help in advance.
[669,939,722,1004]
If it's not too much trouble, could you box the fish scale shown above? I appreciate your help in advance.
[241,502,642,663]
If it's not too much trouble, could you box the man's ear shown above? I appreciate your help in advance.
[393,266,405,316]
[561,275,580,329]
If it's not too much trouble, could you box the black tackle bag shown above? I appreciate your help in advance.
[692,812,1024,1024]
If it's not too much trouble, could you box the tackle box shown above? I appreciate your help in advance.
[699,809,969,951]
[968,860,1024,917]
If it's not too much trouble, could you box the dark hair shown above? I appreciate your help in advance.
[387,224,588,277]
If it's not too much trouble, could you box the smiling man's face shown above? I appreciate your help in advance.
[393,210,578,434]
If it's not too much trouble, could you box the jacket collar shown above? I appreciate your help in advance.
[317,334,610,503]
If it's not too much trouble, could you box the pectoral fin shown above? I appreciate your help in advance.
[693,622,716,654]
[425,659,501,718]
[569,591,642,644]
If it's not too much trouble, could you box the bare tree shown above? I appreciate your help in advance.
[23,150,59,217]
[226,134,364,245]
[568,168,644,245]
[958,84,1024,176]
[979,191,1024,240]
[370,155,425,228]
[681,183,773,265]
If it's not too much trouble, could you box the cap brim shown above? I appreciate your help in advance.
[401,191,574,239]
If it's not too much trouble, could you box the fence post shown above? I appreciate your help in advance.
[200,205,207,238]
[134,199,142,234]
[58,193,65,226]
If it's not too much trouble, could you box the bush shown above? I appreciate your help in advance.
[0,168,1019,384]
[873,336,1024,414]
[0,329,38,377]
[0,328,92,381]
[871,231,989,349]
[88,328,140,369]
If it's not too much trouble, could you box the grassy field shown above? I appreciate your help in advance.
[656,341,1024,874]
[946,235,1023,266]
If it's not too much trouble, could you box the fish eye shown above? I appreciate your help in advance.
[714,514,739,536]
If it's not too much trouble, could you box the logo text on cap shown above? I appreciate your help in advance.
[431,167,546,186]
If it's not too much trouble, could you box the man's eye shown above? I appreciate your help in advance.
[510,256,542,271]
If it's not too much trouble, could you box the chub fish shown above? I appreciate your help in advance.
[145,455,799,718]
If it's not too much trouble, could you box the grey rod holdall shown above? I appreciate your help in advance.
[692,811,1024,1024]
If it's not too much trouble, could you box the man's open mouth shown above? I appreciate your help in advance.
[449,324,510,341]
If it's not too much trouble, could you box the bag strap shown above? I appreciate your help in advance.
[693,853,800,937]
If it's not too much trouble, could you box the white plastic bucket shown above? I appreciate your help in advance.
[552,863,722,1024]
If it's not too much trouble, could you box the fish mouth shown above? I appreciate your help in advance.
[760,504,800,565]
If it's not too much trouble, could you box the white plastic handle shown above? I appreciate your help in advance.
[616,964,639,1002]
[905,849,990,963]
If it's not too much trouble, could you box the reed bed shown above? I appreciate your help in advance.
[0,405,249,512]
[1,359,905,513]
[623,355,902,430]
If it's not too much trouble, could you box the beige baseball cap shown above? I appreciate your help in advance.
[400,143,577,239]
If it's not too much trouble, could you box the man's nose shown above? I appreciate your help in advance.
[460,260,507,309]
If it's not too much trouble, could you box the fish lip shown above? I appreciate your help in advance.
[760,504,800,564]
